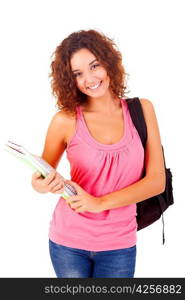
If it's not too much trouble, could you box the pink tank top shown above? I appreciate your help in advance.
[49,98,145,251]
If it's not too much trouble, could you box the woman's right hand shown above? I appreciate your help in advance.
[31,170,65,194]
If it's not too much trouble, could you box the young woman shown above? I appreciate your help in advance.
[31,29,165,278]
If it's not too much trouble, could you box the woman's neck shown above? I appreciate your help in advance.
[83,92,121,114]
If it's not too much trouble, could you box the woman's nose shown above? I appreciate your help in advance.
[83,70,94,83]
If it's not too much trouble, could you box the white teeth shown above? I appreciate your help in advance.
[88,82,101,90]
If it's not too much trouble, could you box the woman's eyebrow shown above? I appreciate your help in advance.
[72,59,98,72]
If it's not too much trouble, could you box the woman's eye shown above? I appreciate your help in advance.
[91,64,100,70]
[74,72,81,77]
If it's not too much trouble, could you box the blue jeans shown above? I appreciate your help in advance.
[49,239,136,278]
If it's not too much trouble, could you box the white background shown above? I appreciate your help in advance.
[0,0,184,277]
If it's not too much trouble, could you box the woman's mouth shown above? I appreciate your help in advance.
[87,81,102,90]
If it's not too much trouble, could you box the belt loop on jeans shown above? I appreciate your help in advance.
[89,251,96,259]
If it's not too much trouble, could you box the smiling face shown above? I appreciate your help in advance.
[70,48,111,99]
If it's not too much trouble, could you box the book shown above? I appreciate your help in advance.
[4,141,77,199]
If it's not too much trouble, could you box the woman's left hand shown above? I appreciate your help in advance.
[64,180,103,213]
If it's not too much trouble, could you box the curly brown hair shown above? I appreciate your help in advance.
[49,29,129,115]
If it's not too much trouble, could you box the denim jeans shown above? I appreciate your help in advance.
[49,239,136,278]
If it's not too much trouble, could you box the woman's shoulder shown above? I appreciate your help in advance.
[52,109,76,144]
[140,98,154,109]
[53,108,76,128]
[53,109,76,124]
[125,97,154,116]
[139,98,156,124]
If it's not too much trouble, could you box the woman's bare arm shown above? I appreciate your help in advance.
[41,110,70,168]
[31,110,72,194]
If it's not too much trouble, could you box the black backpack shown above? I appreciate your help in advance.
[126,97,174,244]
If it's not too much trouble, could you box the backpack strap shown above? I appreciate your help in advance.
[126,97,167,169]
[126,97,166,244]
[125,97,147,148]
